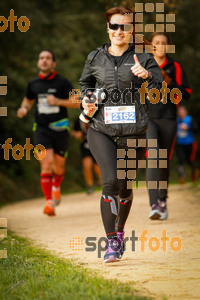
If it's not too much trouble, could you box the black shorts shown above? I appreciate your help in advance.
[33,126,69,157]
[81,142,96,161]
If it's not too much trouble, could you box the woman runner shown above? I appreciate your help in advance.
[80,6,162,263]
[147,33,191,220]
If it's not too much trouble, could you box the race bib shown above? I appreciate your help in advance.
[178,129,188,138]
[104,106,136,124]
[38,94,60,114]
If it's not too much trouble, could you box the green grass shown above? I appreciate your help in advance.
[0,231,151,300]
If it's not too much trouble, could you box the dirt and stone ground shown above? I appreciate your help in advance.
[1,184,200,299]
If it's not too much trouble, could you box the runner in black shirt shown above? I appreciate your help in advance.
[17,50,79,216]
[71,118,101,194]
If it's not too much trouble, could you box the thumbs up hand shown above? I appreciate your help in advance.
[131,54,149,79]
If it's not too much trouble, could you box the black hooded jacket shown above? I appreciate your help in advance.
[148,55,191,120]
[79,44,163,137]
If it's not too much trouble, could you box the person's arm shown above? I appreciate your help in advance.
[71,118,83,139]
[79,51,97,95]
[47,77,80,109]
[180,116,198,132]
[179,123,189,130]
[71,130,83,140]
[17,97,35,118]
[161,69,172,85]
[143,54,163,90]
[79,52,97,110]
[168,62,192,100]
[131,54,163,91]
[46,95,80,108]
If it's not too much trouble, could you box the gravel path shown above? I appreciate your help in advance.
[1,184,200,300]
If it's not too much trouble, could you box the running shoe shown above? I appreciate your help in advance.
[52,186,61,206]
[117,231,125,258]
[158,200,168,220]
[43,200,56,216]
[104,239,120,263]
[87,185,94,195]
[179,177,186,184]
[149,201,168,220]
[149,203,161,220]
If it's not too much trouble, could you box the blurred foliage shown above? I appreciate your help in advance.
[0,0,199,203]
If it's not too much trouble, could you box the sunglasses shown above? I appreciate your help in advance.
[109,23,133,32]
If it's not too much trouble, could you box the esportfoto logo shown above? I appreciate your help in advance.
[0,9,30,32]
[69,230,182,258]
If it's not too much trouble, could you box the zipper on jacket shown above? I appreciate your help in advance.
[114,63,123,135]
[114,65,118,88]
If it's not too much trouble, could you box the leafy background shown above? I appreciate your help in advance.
[0,0,199,203]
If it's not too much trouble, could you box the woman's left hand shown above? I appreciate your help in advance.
[131,54,148,79]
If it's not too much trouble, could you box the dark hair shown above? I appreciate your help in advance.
[39,49,56,62]
[149,32,173,45]
[105,6,150,50]
[105,6,133,23]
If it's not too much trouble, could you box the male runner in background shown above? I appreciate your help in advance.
[17,50,79,216]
